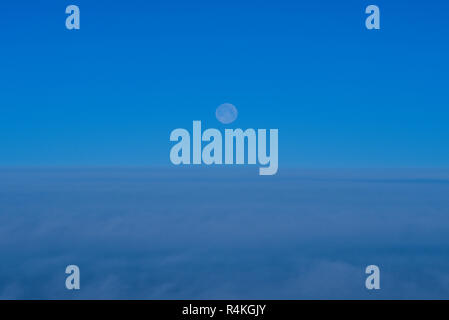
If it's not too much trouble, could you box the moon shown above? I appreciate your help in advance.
[215,103,238,124]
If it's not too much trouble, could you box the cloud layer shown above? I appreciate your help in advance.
[1,168,449,299]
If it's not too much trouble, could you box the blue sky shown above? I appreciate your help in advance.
[0,0,448,167]
[1,1,449,300]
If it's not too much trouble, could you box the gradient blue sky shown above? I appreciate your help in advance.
[1,1,449,300]
[1,0,448,167]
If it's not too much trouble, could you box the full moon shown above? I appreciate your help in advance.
[215,103,238,124]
